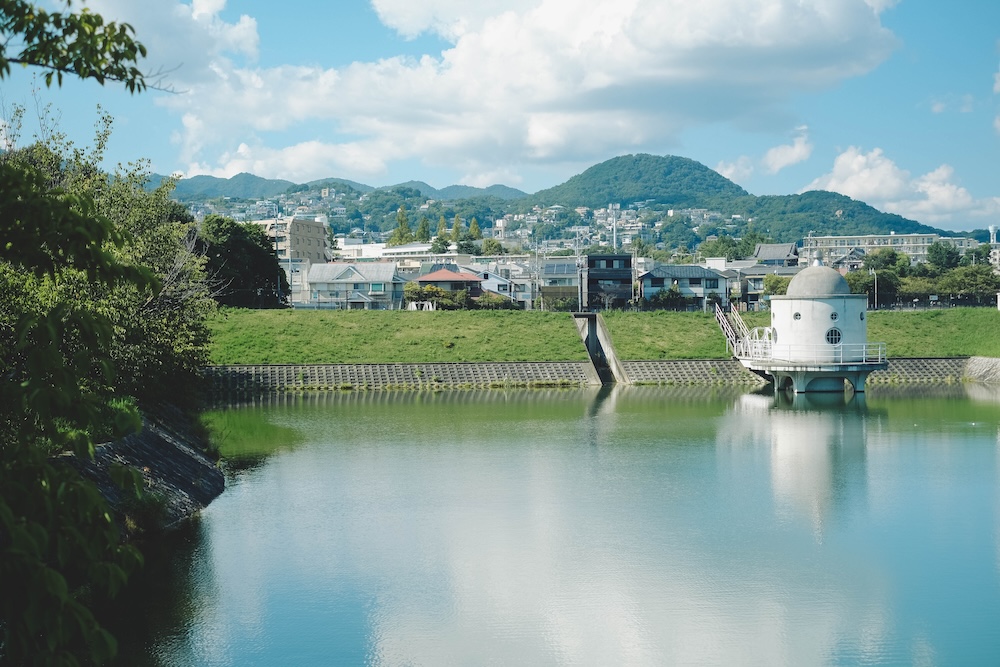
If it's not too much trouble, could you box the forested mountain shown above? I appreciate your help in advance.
[163,172,295,200]
[528,154,750,210]
[160,154,974,240]
[304,176,374,193]
[437,184,527,201]
[738,191,943,243]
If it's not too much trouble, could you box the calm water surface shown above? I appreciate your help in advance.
[113,386,1000,666]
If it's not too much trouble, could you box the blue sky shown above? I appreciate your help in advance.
[3,0,999,231]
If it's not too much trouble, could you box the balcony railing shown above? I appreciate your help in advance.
[735,338,887,365]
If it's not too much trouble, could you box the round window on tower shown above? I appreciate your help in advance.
[826,328,842,345]
[793,312,801,320]
[860,312,865,321]
[830,312,839,321]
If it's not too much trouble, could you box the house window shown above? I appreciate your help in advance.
[353,283,364,290]
[371,283,384,292]
[651,278,665,287]
[705,279,718,289]
[689,278,702,286]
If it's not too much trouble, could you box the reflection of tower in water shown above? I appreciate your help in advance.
[768,392,871,536]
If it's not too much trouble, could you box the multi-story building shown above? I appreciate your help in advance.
[303,262,406,309]
[801,232,978,266]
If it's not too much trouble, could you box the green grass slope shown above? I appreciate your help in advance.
[208,308,1000,365]
[209,310,589,364]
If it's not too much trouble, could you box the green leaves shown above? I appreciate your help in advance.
[0,0,148,93]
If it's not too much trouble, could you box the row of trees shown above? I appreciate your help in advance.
[402,284,521,310]
[0,3,290,662]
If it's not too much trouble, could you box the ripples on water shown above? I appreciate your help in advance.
[111,385,1000,666]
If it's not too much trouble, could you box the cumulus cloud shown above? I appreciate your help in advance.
[762,126,813,174]
[82,0,899,186]
[716,156,754,184]
[805,146,1000,227]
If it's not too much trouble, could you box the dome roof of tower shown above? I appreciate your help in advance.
[786,265,851,297]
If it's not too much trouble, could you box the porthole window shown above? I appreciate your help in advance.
[826,328,842,345]
[830,312,839,321]
[793,312,801,320]
[860,312,865,321]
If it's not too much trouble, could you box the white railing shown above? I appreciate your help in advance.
[735,340,887,365]
[715,304,753,353]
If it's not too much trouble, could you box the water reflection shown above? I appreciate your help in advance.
[113,386,1000,666]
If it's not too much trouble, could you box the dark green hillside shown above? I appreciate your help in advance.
[168,172,295,200]
[304,176,375,193]
[529,154,749,209]
[438,184,528,201]
[390,180,439,198]
[742,191,943,243]
[382,182,529,201]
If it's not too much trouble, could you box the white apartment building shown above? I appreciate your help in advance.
[801,232,979,265]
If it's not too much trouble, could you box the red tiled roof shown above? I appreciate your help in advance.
[417,268,483,282]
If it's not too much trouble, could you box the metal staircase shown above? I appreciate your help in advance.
[714,304,750,356]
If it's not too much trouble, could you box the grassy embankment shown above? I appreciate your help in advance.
[208,307,1000,364]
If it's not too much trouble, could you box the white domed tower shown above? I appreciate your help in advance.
[732,265,887,393]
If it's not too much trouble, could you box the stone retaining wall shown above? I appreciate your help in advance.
[868,358,969,385]
[205,357,998,393]
[623,360,767,386]
[205,361,601,393]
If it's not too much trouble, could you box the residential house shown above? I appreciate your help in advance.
[585,254,635,310]
[538,260,582,308]
[640,265,726,311]
[303,262,406,309]
[416,268,484,299]
[753,243,799,267]
[735,265,803,311]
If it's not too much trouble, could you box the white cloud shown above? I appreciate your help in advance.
[929,94,974,114]
[762,126,813,174]
[715,156,754,184]
[82,1,900,187]
[805,147,1000,227]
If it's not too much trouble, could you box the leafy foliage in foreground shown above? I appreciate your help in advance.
[1,3,216,659]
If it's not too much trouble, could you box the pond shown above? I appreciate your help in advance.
[110,385,1000,666]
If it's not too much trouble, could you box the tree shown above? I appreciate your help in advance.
[763,274,791,296]
[415,216,431,243]
[927,241,960,271]
[480,238,507,255]
[468,217,482,240]
[456,238,478,255]
[938,265,1000,305]
[477,291,520,310]
[0,3,175,663]
[451,214,463,243]
[199,215,287,308]
[436,215,448,239]
[0,0,149,91]
[386,206,414,246]
[430,235,451,254]
[697,235,740,261]
[960,243,992,267]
